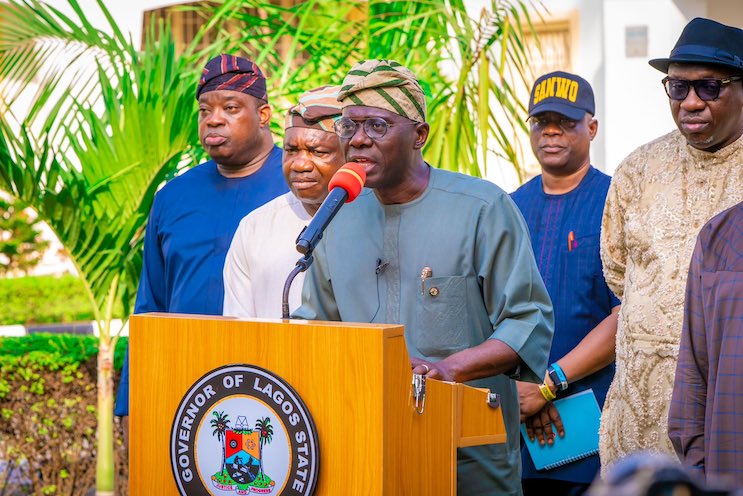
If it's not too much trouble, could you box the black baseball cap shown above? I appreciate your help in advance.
[528,71,595,120]
[649,17,743,74]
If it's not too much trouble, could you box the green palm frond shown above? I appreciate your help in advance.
[0,0,234,318]
[0,5,241,487]
[209,0,539,177]
[0,1,540,491]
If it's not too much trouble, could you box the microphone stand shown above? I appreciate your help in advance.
[281,252,314,319]
[281,162,366,319]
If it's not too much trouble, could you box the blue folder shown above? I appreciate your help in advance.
[520,389,601,471]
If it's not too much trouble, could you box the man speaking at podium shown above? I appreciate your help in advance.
[293,60,554,495]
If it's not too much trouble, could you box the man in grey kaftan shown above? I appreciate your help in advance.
[293,59,553,495]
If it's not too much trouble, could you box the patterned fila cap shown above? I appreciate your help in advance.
[337,59,426,122]
[285,85,343,132]
[196,54,268,101]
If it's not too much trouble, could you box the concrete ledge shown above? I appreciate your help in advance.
[0,325,25,337]
[0,319,128,337]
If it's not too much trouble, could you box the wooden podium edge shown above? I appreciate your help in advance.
[456,384,508,448]
[132,312,406,333]
[129,314,505,495]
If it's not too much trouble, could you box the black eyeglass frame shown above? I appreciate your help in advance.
[661,75,743,101]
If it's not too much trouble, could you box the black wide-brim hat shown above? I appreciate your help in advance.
[649,17,743,74]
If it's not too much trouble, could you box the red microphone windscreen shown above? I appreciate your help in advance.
[327,162,367,202]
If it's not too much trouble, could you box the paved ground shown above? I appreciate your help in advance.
[0,319,128,337]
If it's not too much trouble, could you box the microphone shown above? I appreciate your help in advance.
[295,162,366,255]
[282,163,366,319]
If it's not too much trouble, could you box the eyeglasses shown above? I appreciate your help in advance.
[334,117,413,140]
[662,76,743,101]
[528,116,579,132]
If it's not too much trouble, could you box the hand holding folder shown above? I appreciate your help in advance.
[523,401,564,446]
[521,389,601,471]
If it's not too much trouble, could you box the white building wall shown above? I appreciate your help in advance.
[602,0,696,173]
[43,0,184,48]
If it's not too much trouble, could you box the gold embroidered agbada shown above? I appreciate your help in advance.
[599,130,743,470]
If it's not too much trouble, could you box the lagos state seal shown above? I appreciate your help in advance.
[169,364,319,495]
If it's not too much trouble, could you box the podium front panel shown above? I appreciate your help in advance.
[129,314,506,495]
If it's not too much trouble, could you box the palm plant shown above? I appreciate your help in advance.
[211,0,540,180]
[0,0,538,493]
[254,416,273,481]
[210,410,231,474]
[0,0,228,493]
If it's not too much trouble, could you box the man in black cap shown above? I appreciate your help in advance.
[599,18,743,471]
[512,71,620,495]
[115,54,288,418]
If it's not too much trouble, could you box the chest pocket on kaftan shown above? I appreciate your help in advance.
[559,232,604,311]
[414,275,468,357]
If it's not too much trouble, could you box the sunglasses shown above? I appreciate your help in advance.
[528,115,580,132]
[662,76,743,101]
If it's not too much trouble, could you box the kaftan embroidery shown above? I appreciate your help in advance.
[599,130,743,471]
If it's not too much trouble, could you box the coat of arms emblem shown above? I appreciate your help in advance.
[211,412,276,494]
[170,364,319,495]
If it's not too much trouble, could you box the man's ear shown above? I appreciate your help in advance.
[588,117,598,141]
[258,103,272,128]
[413,122,430,150]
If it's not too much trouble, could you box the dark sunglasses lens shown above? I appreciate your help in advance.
[665,80,689,100]
[665,79,723,101]
[694,80,721,100]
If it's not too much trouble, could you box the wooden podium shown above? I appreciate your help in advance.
[129,313,506,495]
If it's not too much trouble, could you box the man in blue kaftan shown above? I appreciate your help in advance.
[512,71,620,496]
[115,54,288,417]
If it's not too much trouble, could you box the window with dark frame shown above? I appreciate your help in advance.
[141,1,304,55]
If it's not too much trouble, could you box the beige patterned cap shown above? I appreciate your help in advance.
[285,85,343,132]
[338,60,426,122]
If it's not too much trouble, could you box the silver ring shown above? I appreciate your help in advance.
[421,364,430,373]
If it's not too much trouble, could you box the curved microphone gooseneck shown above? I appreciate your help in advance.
[281,162,367,319]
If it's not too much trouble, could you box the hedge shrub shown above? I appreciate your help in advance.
[0,275,124,325]
[0,333,129,495]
